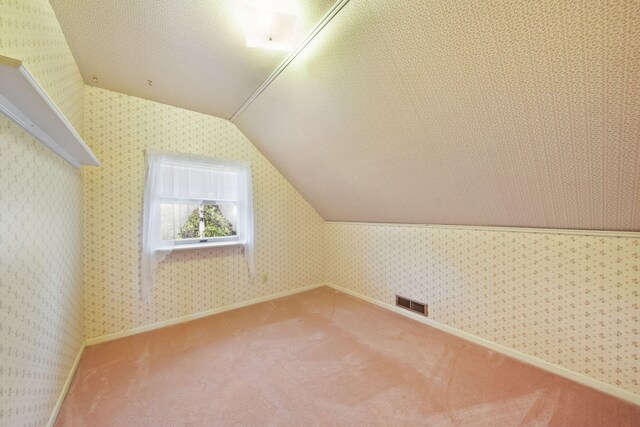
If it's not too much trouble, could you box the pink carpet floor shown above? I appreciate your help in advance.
[56,287,640,426]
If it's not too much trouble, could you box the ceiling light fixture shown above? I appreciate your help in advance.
[239,0,299,51]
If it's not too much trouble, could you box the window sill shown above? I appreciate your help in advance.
[162,241,244,251]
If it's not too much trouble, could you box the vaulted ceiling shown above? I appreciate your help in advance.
[52,0,640,231]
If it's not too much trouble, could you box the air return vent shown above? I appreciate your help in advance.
[395,295,428,316]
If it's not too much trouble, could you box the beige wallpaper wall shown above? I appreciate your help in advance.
[324,223,640,396]
[83,86,325,339]
[0,0,86,425]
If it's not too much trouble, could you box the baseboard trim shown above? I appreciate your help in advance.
[325,283,640,406]
[85,283,328,346]
[47,342,85,427]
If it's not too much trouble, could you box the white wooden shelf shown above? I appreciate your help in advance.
[0,55,99,168]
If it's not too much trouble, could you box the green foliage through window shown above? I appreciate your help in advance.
[177,203,236,239]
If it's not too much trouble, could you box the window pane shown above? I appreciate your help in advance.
[160,202,238,241]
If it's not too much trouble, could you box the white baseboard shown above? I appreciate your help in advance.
[47,342,85,427]
[85,283,328,346]
[325,283,640,406]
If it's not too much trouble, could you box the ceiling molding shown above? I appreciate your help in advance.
[326,222,640,239]
[230,0,351,121]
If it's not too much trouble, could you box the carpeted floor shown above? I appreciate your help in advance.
[56,287,639,426]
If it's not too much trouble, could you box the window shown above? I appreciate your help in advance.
[153,157,249,249]
[141,151,254,299]
[161,202,237,242]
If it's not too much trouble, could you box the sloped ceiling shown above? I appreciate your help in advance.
[234,0,640,230]
[49,0,337,118]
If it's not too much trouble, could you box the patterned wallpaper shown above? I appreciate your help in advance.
[2,5,639,426]
[0,0,84,129]
[324,223,640,395]
[0,0,86,425]
[83,86,325,339]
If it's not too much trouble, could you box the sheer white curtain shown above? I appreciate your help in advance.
[236,165,254,278]
[141,151,254,300]
[141,151,171,301]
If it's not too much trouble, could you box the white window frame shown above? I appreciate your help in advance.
[160,197,245,251]
[141,151,255,299]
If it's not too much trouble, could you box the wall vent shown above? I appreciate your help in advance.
[395,295,428,316]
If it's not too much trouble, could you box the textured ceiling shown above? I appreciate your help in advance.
[234,0,640,230]
[50,0,336,118]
